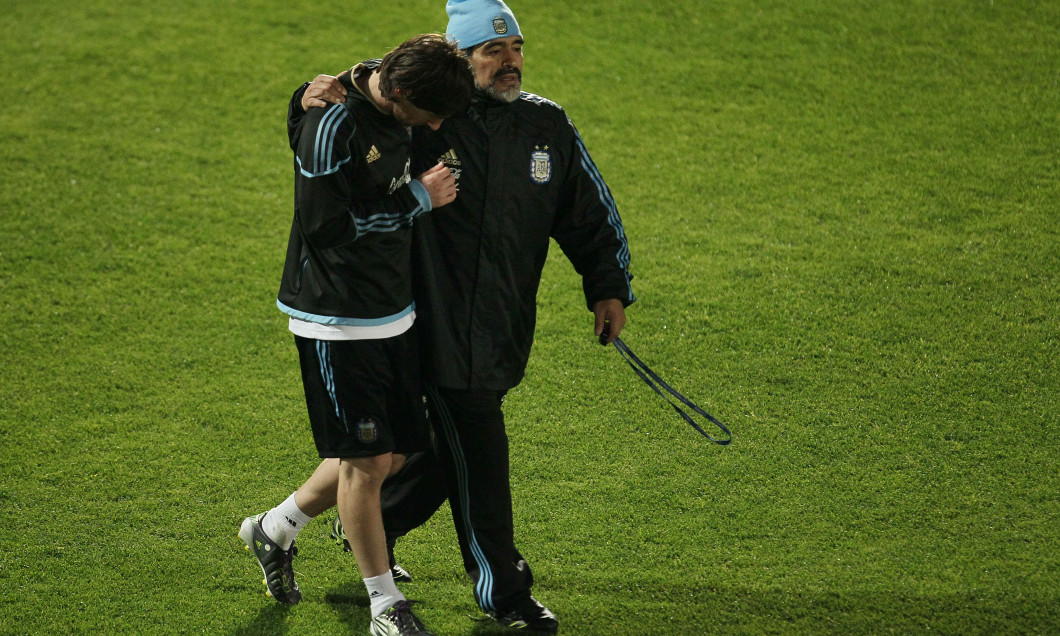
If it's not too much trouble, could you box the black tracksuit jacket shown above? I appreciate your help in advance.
[411,91,635,391]
[279,63,426,326]
[288,87,635,390]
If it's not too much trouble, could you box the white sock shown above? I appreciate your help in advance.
[263,493,313,550]
[365,571,404,618]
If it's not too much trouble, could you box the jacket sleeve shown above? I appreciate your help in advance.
[288,82,311,150]
[551,114,636,310]
[293,105,429,250]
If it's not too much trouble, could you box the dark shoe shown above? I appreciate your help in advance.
[489,596,558,634]
[330,516,412,582]
[330,514,350,552]
[390,561,413,583]
[238,512,301,604]
[371,600,435,635]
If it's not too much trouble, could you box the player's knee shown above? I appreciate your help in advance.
[340,454,393,486]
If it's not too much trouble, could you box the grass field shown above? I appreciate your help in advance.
[2,0,1058,633]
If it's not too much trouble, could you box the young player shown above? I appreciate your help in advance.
[239,33,473,636]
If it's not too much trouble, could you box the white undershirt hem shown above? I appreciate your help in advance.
[287,311,415,341]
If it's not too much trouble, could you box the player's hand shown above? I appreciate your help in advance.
[302,74,347,111]
[594,299,626,345]
[417,162,457,209]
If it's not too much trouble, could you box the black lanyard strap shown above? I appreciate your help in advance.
[612,337,732,445]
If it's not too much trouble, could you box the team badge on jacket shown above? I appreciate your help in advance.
[531,145,551,184]
[356,418,379,443]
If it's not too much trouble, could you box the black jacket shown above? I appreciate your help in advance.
[411,92,635,390]
[279,64,427,326]
[288,86,634,389]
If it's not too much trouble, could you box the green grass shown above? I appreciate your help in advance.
[2,0,1058,633]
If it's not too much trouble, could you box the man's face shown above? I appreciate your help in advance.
[390,95,444,130]
[469,36,524,102]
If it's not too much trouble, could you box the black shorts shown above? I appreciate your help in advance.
[294,328,427,458]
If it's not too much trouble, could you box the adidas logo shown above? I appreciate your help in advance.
[440,148,460,166]
[369,590,383,598]
[366,145,382,163]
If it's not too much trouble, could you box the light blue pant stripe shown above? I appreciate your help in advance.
[427,385,496,610]
[316,340,346,431]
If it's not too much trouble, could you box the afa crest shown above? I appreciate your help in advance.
[493,18,508,34]
[530,145,552,184]
[356,418,379,443]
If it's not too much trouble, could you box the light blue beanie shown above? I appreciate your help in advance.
[446,0,522,49]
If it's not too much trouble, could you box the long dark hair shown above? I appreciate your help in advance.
[378,34,474,118]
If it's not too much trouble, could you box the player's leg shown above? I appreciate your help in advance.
[238,457,339,604]
[237,335,342,605]
[336,449,443,581]
[323,332,434,635]
[333,378,437,578]
[328,451,423,576]
[427,386,557,633]
[295,457,340,516]
[338,453,404,609]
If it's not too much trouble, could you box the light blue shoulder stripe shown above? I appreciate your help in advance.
[298,104,354,177]
[317,104,344,173]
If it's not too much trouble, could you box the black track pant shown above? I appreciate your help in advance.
[381,385,534,612]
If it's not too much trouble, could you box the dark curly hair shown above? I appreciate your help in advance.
[378,34,474,118]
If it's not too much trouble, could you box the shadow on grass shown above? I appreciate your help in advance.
[323,582,371,632]
[225,583,371,635]
[468,619,519,635]
[230,603,294,636]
